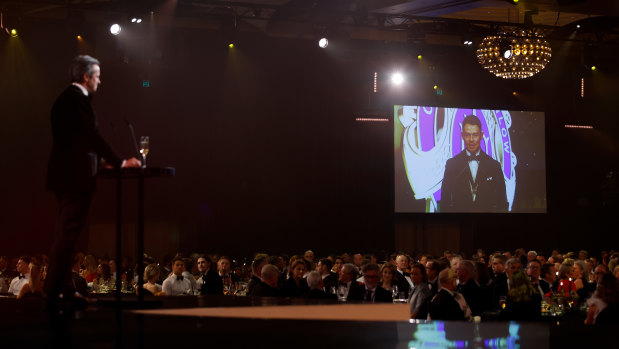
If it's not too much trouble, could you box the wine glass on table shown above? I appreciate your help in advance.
[139,136,149,168]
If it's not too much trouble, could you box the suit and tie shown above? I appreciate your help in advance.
[348,284,392,303]
[429,288,467,321]
[45,84,122,298]
[440,150,508,212]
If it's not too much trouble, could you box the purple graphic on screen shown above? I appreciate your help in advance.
[419,107,436,152]
[495,110,511,180]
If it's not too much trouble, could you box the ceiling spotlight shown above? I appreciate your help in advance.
[576,24,581,29]
[463,40,473,45]
[591,66,596,71]
[131,17,143,23]
[391,72,404,85]
[228,43,234,48]
[10,29,17,37]
[318,37,328,48]
[110,24,121,35]
[417,54,422,60]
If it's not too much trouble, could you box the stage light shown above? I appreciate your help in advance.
[391,72,404,85]
[228,43,234,48]
[591,65,596,71]
[77,35,82,40]
[318,38,328,48]
[463,40,473,45]
[576,24,581,29]
[433,85,438,90]
[110,24,121,35]
[131,17,143,24]
[10,28,17,37]
[513,91,518,96]
[417,55,422,60]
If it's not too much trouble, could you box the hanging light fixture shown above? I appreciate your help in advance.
[476,29,552,79]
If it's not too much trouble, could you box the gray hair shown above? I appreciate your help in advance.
[574,260,589,280]
[458,260,475,275]
[260,264,280,282]
[69,55,100,83]
[306,271,321,289]
[341,263,358,278]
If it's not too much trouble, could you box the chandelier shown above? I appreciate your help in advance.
[476,29,552,79]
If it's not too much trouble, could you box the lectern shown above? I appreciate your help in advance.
[99,167,175,302]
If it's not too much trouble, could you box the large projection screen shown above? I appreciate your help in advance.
[395,106,546,213]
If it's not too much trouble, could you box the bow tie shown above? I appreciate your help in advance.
[467,154,480,162]
[176,275,184,281]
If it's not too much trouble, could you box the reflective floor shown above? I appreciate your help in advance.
[0,295,612,349]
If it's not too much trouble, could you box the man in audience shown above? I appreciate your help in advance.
[348,263,392,302]
[303,271,335,299]
[429,269,470,321]
[394,254,412,296]
[197,255,222,295]
[352,253,364,270]
[304,250,315,263]
[506,258,522,283]
[527,251,538,263]
[456,259,485,316]
[540,263,558,293]
[425,259,442,296]
[526,260,546,295]
[489,254,508,310]
[250,264,281,297]
[217,256,238,283]
[162,257,194,295]
[8,256,30,296]
[317,258,338,291]
[338,263,358,292]
[247,254,269,295]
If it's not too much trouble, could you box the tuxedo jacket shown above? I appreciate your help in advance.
[323,272,339,291]
[200,269,223,295]
[456,278,485,316]
[47,85,121,192]
[250,281,282,297]
[393,270,411,296]
[429,289,466,321]
[348,284,392,303]
[489,272,509,310]
[440,150,508,212]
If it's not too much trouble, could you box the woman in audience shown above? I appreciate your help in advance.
[557,263,576,295]
[591,274,619,325]
[500,270,541,321]
[142,263,163,296]
[283,259,309,297]
[92,263,114,292]
[82,254,98,283]
[16,261,44,299]
[380,264,396,292]
[331,256,344,274]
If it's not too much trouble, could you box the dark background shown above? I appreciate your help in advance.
[2,17,618,260]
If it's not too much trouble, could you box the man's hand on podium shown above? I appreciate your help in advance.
[122,157,142,168]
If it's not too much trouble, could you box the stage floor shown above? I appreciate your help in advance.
[0,295,612,349]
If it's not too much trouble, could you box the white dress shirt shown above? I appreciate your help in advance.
[8,274,30,295]
[162,274,194,295]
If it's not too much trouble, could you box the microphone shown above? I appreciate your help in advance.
[124,119,140,158]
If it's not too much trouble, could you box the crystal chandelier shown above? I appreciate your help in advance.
[476,29,552,79]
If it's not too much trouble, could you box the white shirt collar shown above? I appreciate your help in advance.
[72,82,89,96]
[465,149,481,157]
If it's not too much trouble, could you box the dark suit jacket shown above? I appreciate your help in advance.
[393,270,411,296]
[200,269,223,295]
[247,275,261,295]
[250,281,282,297]
[439,150,507,212]
[457,278,486,316]
[302,288,337,300]
[282,277,309,297]
[429,289,466,321]
[47,85,121,192]
[348,284,392,303]
[323,272,338,291]
[538,279,553,295]
[489,272,509,310]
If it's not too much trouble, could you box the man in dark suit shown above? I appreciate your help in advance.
[455,260,486,316]
[317,258,338,291]
[45,55,141,303]
[348,263,392,303]
[429,269,469,321]
[489,254,509,310]
[440,115,508,213]
[250,264,282,297]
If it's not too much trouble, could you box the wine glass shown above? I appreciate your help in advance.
[139,136,149,167]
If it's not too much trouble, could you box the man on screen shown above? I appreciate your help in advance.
[440,115,508,212]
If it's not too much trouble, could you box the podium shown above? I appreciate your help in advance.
[99,167,175,302]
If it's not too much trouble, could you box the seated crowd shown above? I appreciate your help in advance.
[1,248,619,324]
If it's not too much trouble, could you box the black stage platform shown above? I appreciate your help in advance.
[0,295,614,349]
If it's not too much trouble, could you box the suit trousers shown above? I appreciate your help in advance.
[45,191,93,298]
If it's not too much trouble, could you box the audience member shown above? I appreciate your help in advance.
[429,269,470,321]
[247,254,269,295]
[8,256,31,296]
[379,263,396,293]
[251,264,281,297]
[456,260,486,316]
[162,257,194,295]
[142,263,163,296]
[283,259,309,297]
[303,271,335,299]
[409,263,432,319]
[317,258,338,291]
[348,263,391,303]
[500,270,541,321]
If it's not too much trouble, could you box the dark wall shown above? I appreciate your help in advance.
[2,18,618,260]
